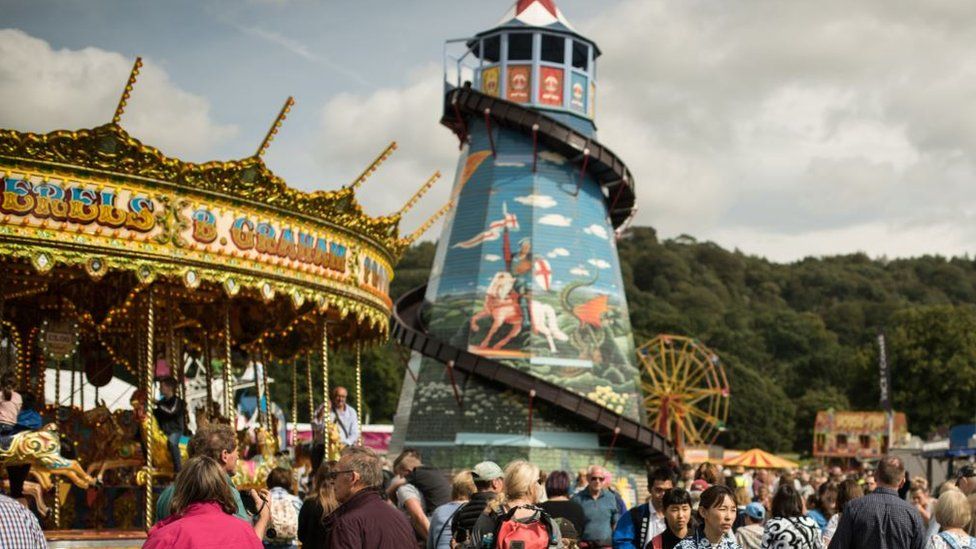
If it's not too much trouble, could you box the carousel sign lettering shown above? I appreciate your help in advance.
[1,177,155,232]
[188,208,348,273]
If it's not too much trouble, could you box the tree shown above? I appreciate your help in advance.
[887,305,976,436]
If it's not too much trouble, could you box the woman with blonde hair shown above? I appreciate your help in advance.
[471,460,562,548]
[428,471,476,549]
[926,489,974,549]
[144,456,263,548]
[298,461,340,549]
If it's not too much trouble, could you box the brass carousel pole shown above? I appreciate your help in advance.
[204,339,213,414]
[53,350,61,528]
[290,358,298,447]
[142,286,155,529]
[261,349,274,448]
[355,342,363,446]
[320,321,331,459]
[305,351,313,431]
[223,306,233,420]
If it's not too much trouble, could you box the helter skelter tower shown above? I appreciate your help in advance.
[391,0,675,480]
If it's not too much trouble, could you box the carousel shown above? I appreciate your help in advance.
[0,58,447,544]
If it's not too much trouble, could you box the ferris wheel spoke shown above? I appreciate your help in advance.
[683,404,721,426]
[676,410,705,445]
[683,387,726,406]
[643,357,671,392]
[680,365,713,394]
[668,339,694,389]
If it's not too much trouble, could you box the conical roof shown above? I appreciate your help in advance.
[495,0,577,32]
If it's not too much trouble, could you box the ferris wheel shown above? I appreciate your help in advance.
[637,334,730,454]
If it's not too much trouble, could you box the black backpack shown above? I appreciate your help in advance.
[406,466,452,514]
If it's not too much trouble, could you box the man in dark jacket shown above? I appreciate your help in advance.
[327,446,415,548]
[452,460,505,545]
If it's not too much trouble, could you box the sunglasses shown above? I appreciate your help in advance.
[589,476,605,481]
[325,469,355,480]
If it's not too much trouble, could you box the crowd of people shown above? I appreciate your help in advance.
[3,373,976,549]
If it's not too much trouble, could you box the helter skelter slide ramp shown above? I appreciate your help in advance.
[390,0,676,478]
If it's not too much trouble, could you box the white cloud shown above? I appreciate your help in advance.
[484,254,501,262]
[587,258,611,270]
[583,224,609,239]
[582,0,976,260]
[314,64,458,234]
[514,194,557,209]
[538,214,572,227]
[0,29,237,161]
[547,247,570,258]
[570,267,591,277]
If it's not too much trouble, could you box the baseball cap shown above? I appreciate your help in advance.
[472,461,504,481]
[690,479,709,492]
[958,465,976,479]
[745,502,765,520]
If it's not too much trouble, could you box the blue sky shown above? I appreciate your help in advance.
[4,0,976,261]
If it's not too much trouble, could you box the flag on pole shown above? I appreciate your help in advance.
[452,202,519,249]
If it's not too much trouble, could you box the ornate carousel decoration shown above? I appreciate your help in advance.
[0,57,449,531]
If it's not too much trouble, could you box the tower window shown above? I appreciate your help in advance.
[507,33,533,61]
[482,35,500,63]
[541,35,565,63]
[572,40,589,71]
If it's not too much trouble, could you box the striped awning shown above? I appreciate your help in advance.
[723,448,798,469]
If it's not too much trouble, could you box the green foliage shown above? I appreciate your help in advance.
[886,305,976,436]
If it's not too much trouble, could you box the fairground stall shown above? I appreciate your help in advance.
[0,59,446,544]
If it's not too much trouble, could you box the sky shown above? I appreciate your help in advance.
[2,0,975,262]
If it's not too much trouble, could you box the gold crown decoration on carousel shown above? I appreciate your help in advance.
[0,57,452,342]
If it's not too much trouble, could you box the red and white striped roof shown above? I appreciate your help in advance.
[497,0,576,31]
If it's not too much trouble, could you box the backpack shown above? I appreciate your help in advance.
[407,466,452,514]
[484,505,559,549]
[266,494,299,543]
[940,532,976,549]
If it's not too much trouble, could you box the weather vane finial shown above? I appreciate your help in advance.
[112,57,143,125]
[256,96,295,157]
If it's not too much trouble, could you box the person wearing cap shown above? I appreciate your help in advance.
[957,465,976,496]
[734,503,765,549]
[613,468,674,548]
[572,465,619,547]
[451,461,504,546]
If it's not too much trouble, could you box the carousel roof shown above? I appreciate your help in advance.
[0,58,450,341]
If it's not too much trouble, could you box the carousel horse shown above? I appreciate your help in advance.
[0,423,96,489]
[232,427,280,491]
[0,478,50,516]
[81,404,164,483]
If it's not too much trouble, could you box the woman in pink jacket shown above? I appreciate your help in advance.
[144,455,264,549]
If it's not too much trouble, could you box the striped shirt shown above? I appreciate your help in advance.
[826,487,926,549]
[0,493,47,548]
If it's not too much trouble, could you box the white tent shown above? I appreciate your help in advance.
[43,368,137,411]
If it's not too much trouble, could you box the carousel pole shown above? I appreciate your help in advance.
[261,349,274,448]
[142,286,156,529]
[355,342,363,446]
[53,353,61,528]
[290,359,298,447]
[320,321,331,459]
[305,351,313,430]
[223,306,233,420]
[78,354,84,409]
[204,340,213,415]
[252,352,262,428]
